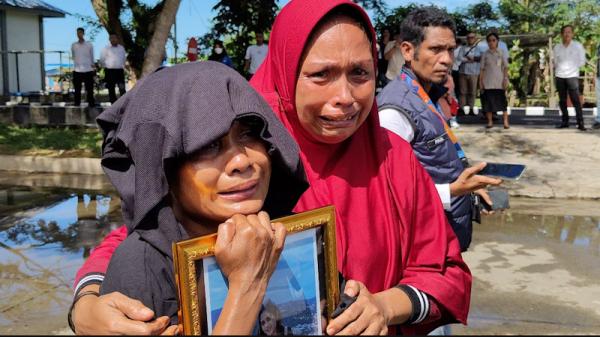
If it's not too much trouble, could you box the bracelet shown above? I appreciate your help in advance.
[395,284,430,325]
[67,290,100,333]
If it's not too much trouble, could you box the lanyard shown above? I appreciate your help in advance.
[401,69,467,160]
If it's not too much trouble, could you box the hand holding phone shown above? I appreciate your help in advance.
[479,162,526,180]
[331,279,357,319]
[331,292,357,319]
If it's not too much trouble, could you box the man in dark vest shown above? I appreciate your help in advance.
[378,6,502,252]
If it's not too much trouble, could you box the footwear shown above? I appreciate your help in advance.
[555,123,569,129]
[486,124,493,129]
[504,125,510,129]
[592,122,600,129]
[449,120,460,129]
[578,125,587,131]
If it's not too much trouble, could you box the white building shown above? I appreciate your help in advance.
[0,0,65,96]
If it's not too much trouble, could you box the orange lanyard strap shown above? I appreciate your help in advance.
[400,70,466,160]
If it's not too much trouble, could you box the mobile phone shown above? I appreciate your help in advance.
[331,292,357,319]
[332,278,357,319]
[479,162,526,180]
[480,189,510,211]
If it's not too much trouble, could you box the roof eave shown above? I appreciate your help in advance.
[0,5,67,18]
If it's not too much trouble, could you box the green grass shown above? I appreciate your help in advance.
[0,123,102,157]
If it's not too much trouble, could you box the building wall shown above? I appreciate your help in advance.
[0,10,5,95]
[5,9,42,93]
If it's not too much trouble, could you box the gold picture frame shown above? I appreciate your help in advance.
[172,205,339,335]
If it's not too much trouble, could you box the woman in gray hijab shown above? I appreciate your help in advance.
[94,61,307,334]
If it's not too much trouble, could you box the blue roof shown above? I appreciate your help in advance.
[0,0,67,17]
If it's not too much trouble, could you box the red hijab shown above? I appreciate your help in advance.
[251,0,470,332]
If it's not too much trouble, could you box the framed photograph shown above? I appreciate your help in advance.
[172,205,339,335]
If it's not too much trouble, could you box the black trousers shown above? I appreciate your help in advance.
[73,71,95,106]
[555,77,584,127]
[452,70,461,99]
[105,68,126,103]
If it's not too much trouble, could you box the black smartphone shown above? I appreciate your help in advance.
[331,278,357,319]
[480,189,510,211]
[479,163,526,180]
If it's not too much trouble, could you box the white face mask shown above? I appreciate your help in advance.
[214,47,223,54]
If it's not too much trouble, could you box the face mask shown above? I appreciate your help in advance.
[214,47,223,54]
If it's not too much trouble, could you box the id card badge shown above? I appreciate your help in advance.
[497,57,502,67]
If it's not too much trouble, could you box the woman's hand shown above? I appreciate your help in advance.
[71,285,177,335]
[326,280,389,336]
[214,211,286,292]
[212,211,286,335]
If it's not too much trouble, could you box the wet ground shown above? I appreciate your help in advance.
[0,176,599,334]
[453,198,600,335]
[0,177,121,335]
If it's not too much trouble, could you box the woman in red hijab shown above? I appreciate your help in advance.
[249,1,470,335]
[69,1,471,335]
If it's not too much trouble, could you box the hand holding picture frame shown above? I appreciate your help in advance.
[172,205,339,335]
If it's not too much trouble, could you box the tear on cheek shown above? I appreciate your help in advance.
[191,176,215,200]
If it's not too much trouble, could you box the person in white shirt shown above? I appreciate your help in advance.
[553,24,587,130]
[244,32,268,80]
[456,31,482,115]
[71,27,95,107]
[100,33,127,103]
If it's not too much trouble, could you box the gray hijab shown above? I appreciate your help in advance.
[96,61,308,256]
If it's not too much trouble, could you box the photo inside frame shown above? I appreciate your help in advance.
[199,227,327,335]
[173,205,339,335]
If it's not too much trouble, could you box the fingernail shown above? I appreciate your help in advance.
[327,327,334,335]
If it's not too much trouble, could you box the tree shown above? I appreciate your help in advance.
[200,0,386,72]
[373,3,461,38]
[355,0,387,23]
[373,3,419,36]
[91,0,181,79]
[461,2,499,34]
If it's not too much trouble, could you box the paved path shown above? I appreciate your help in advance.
[452,198,600,335]
[454,124,600,199]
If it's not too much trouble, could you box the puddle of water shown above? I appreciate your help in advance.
[481,211,600,252]
[1,186,598,334]
[457,197,600,334]
[0,184,122,334]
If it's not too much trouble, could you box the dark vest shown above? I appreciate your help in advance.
[377,72,473,251]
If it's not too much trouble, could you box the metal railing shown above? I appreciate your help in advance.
[0,49,69,94]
